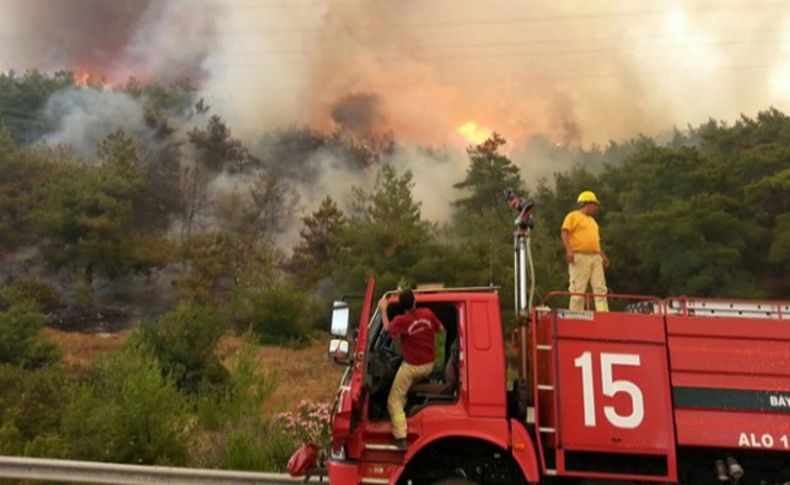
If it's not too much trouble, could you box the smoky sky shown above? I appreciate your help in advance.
[2,0,790,146]
[0,0,215,83]
[330,92,386,138]
[201,0,790,146]
[1,0,152,70]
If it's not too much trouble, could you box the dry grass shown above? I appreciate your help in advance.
[44,329,344,415]
[43,328,129,368]
[217,336,344,415]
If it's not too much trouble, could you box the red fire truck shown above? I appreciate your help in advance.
[319,194,790,484]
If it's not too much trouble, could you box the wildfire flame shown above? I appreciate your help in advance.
[457,121,493,145]
[74,70,91,87]
[74,69,93,88]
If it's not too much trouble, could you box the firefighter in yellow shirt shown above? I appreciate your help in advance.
[561,191,610,312]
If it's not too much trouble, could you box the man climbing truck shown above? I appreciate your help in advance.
[379,290,445,451]
[314,190,790,484]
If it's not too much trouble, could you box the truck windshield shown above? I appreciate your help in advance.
[367,308,383,349]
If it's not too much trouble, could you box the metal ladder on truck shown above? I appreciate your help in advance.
[506,191,561,477]
[531,306,559,477]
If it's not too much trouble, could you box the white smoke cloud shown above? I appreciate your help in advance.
[197,0,790,148]
[3,0,789,146]
[388,145,467,222]
[4,0,790,242]
[121,0,217,83]
[43,88,155,161]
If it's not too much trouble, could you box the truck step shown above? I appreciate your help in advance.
[361,478,390,484]
[539,427,556,433]
[526,406,535,424]
[537,384,554,391]
[364,443,404,452]
[536,344,553,351]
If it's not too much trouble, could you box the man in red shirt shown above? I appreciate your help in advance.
[379,289,444,450]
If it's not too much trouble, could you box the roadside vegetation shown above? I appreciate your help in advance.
[0,70,787,470]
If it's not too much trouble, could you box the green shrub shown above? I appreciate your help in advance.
[0,364,67,441]
[61,345,192,465]
[0,276,62,313]
[239,282,313,346]
[24,433,70,458]
[0,421,24,455]
[72,281,95,309]
[133,301,228,394]
[200,419,300,472]
[0,304,60,368]
[197,330,278,430]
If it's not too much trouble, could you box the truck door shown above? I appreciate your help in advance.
[533,308,677,482]
[332,277,375,449]
[350,277,376,408]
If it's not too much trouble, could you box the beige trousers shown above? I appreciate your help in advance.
[568,252,609,312]
[387,361,433,439]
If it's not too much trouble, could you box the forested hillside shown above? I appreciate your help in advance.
[0,70,787,469]
[3,72,787,321]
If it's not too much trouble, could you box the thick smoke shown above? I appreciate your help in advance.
[3,0,789,145]
[43,88,155,161]
[331,92,387,141]
[0,0,152,72]
[0,0,216,84]
[196,0,790,146]
[2,0,790,231]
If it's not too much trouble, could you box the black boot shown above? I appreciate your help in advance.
[393,438,408,451]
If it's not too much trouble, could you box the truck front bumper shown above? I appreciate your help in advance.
[327,459,360,484]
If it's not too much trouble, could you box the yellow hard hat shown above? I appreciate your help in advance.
[577,191,600,205]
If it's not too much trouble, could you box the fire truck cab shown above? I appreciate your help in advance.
[325,279,790,484]
[328,280,537,484]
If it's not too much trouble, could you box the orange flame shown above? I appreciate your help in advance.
[74,70,91,87]
[457,121,493,145]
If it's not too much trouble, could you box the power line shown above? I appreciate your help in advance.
[0,1,786,39]
[212,2,790,35]
[210,63,778,95]
[223,0,508,8]
[208,37,785,70]
[220,26,788,56]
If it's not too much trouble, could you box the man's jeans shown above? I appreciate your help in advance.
[387,361,434,439]
[568,252,609,312]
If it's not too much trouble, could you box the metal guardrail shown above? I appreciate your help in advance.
[0,456,324,484]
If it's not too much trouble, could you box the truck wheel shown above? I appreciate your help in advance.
[431,479,479,485]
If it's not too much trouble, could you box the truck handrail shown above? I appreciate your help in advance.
[538,292,790,319]
[414,286,501,294]
[666,296,789,319]
[381,286,501,300]
[541,291,664,313]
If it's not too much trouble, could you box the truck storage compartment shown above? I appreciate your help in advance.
[533,308,677,482]
[667,298,790,451]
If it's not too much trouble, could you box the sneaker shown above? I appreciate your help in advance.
[726,457,744,480]
[715,459,728,482]
[393,438,408,451]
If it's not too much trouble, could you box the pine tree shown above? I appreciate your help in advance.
[453,133,523,215]
[290,196,347,281]
[188,115,251,174]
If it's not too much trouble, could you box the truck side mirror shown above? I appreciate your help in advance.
[330,301,350,337]
[328,338,351,365]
